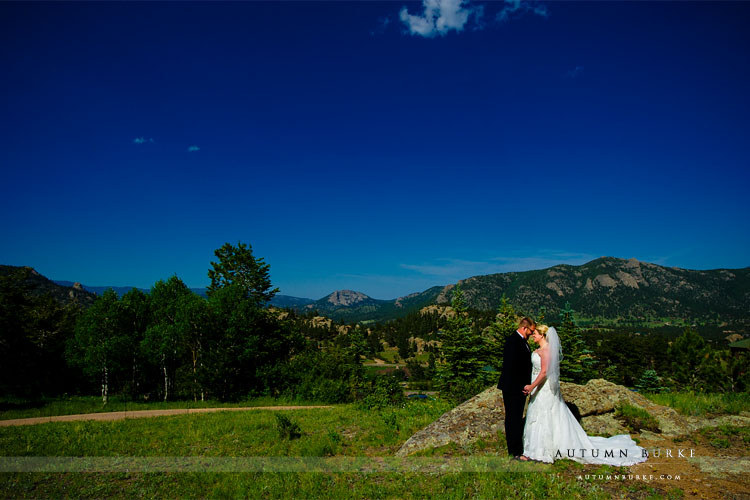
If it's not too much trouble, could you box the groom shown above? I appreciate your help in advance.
[498,317,534,460]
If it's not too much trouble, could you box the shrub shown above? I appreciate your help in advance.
[361,376,406,410]
[275,413,301,440]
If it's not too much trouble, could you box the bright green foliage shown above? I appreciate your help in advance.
[207,241,279,305]
[361,376,406,409]
[557,302,595,383]
[436,286,488,402]
[280,345,365,403]
[486,294,517,372]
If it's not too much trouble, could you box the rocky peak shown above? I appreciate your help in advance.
[326,290,370,306]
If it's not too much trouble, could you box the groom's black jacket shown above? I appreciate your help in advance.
[497,332,532,393]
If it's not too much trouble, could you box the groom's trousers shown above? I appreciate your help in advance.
[502,389,526,457]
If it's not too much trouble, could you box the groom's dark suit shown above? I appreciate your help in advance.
[498,331,532,457]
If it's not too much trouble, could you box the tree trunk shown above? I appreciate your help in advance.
[102,365,108,405]
[192,348,198,402]
[162,354,169,401]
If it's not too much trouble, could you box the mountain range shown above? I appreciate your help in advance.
[4,257,749,324]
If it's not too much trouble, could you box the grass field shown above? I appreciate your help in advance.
[0,398,623,499]
[642,391,750,417]
[2,392,747,498]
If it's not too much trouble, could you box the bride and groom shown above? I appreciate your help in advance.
[498,317,648,465]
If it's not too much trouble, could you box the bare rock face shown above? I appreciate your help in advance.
[395,379,691,457]
[326,290,369,306]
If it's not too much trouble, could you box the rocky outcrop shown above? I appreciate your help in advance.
[326,290,370,306]
[396,379,692,457]
[395,386,506,457]
[0,265,96,308]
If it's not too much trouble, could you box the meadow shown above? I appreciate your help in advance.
[0,397,653,499]
[5,392,746,499]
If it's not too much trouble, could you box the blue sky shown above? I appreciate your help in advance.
[1,1,748,300]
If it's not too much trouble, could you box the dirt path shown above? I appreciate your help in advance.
[0,406,333,427]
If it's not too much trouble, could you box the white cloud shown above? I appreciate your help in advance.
[497,0,549,23]
[133,137,154,145]
[399,0,478,38]
[187,146,200,152]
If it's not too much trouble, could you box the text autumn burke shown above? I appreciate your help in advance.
[556,448,696,459]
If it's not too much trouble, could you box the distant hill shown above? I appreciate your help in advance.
[446,257,750,323]
[301,287,444,322]
[7,257,749,325]
[289,257,750,324]
[0,265,96,307]
[52,280,313,308]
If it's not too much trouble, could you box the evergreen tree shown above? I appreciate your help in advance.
[668,326,707,390]
[557,302,594,384]
[635,369,667,393]
[436,286,487,401]
[486,294,516,372]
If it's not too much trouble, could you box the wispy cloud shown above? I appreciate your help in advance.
[565,65,584,79]
[133,137,154,145]
[401,252,596,280]
[496,0,549,23]
[399,0,479,38]
[187,145,200,152]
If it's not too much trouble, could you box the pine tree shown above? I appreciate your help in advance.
[668,327,707,390]
[635,369,666,393]
[436,285,487,401]
[486,294,517,372]
[557,302,594,384]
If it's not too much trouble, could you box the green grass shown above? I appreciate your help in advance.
[0,395,325,421]
[0,470,613,499]
[0,402,455,457]
[0,399,618,499]
[376,349,401,363]
[698,425,750,450]
[614,403,660,433]
[642,391,750,417]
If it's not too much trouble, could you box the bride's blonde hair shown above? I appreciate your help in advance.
[535,324,549,336]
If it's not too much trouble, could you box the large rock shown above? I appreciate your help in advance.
[395,379,691,457]
[561,379,689,437]
[395,387,505,457]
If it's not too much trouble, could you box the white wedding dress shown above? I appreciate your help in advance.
[522,328,648,465]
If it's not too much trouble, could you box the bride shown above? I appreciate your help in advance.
[521,324,648,465]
